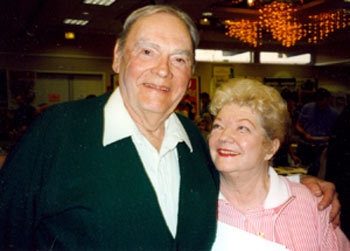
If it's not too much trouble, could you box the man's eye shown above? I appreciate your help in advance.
[176,58,185,63]
[172,56,189,66]
[141,48,154,56]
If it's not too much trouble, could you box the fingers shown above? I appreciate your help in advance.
[317,181,336,210]
[331,213,341,229]
[300,175,322,197]
[300,175,341,225]
[329,192,341,228]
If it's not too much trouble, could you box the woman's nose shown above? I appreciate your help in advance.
[219,128,235,143]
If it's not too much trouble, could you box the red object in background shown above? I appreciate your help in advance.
[184,77,199,116]
[48,93,61,102]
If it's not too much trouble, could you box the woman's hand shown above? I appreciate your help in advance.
[300,175,341,228]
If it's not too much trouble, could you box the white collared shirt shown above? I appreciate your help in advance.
[103,88,193,237]
[218,168,289,209]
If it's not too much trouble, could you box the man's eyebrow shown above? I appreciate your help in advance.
[134,39,159,49]
[173,49,192,58]
[135,39,192,57]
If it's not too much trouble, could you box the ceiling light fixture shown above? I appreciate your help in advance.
[200,18,211,25]
[83,0,116,6]
[247,0,255,7]
[63,18,89,26]
[202,12,213,17]
[232,0,304,6]
[225,1,350,47]
[65,32,75,39]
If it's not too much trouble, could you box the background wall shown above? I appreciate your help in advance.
[0,51,349,107]
[195,61,350,95]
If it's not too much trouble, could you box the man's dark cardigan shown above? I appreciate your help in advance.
[0,93,219,250]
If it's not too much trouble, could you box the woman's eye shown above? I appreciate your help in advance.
[212,123,220,129]
[238,126,249,133]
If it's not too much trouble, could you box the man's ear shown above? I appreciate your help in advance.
[264,138,280,161]
[112,40,121,73]
[187,80,192,89]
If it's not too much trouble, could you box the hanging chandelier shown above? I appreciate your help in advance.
[225,0,350,47]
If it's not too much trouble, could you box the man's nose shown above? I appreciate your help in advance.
[152,56,171,78]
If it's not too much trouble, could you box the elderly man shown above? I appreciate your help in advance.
[0,5,339,250]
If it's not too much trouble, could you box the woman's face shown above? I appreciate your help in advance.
[209,103,277,175]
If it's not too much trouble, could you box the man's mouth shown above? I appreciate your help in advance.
[144,83,169,91]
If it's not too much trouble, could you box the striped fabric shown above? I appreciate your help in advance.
[217,176,350,250]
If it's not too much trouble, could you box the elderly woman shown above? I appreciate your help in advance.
[210,79,349,250]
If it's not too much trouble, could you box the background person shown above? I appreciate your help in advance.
[9,93,36,142]
[296,88,339,176]
[209,79,349,250]
[200,92,211,117]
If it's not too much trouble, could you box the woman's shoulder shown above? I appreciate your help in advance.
[283,177,322,206]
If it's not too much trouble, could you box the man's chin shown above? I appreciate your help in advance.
[141,105,173,116]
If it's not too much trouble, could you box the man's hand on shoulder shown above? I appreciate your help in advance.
[300,175,340,228]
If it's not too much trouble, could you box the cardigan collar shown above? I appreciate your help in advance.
[102,88,192,152]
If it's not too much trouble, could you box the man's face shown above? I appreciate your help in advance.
[316,97,330,110]
[113,12,193,120]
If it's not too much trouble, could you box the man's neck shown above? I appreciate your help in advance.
[134,119,165,152]
[124,103,168,152]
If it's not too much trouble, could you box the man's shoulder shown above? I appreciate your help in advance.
[46,92,110,118]
[176,113,198,131]
[175,113,209,148]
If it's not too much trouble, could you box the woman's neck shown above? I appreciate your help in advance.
[220,167,270,213]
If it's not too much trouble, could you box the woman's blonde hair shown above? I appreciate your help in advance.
[209,78,290,143]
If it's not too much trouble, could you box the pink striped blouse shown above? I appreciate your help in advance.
[215,168,350,250]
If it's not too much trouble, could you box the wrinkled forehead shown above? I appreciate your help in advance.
[126,12,194,50]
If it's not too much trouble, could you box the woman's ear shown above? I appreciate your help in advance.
[264,138,280,161]
[112,40,121,73]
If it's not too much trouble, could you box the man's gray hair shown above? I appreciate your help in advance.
[118,4,199,62]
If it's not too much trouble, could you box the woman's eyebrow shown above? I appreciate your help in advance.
[238,118,257,128]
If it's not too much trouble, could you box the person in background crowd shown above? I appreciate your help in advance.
[296,88,339,176]
[196,112,212,142]
[200,92,211,117]
[175,100,189,118]
[273,88,301,167]
[0,5,340,250]
[209,79,349,250]
[183,94,196,120]
[9,93,36,142]
[85,94,97,99]
[326,103,350,239]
